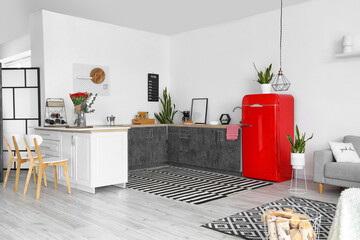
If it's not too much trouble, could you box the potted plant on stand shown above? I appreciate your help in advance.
[254,63,274,94]
[287,125,314,169]
[287,125,313,193]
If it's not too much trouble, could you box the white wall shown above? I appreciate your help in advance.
[170,0,360,177]
[31,10,169,125]
[0,35,30,60]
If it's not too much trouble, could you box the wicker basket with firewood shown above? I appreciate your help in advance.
[262,205,321,240]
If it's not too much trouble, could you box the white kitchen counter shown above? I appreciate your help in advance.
[34,127,128,194]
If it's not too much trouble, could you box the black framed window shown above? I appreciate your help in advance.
[2,67,41,171]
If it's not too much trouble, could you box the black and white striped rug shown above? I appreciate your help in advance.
[127,166,273,205]
[203,196,336,239]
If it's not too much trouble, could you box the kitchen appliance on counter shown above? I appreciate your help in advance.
[242,94,294,182]
[107,115,116,126]
[182,111,191,122]
[44,98,68,127]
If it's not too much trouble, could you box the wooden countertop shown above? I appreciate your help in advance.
[105,124,239,129]
[34,126,130,133]
[110,123,240,128]
[171,124,239,129]
[35,123,241,132]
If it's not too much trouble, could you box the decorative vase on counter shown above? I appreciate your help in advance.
[74,102,86,127]
[261,84,272,94]
[291,153,305,169]
[76,111,86,127]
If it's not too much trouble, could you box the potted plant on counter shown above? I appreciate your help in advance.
[287,125,314,169]
[154,87,178,124]
[254,63,274,94]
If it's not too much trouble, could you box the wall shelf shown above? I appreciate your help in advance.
[335,51,360,58]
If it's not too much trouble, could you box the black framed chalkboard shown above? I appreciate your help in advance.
[148,73,159,102]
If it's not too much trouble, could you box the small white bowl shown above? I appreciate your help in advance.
[209,121,219,125]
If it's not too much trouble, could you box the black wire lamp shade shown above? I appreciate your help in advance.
[272,69,291,91]
[272,0,291,92]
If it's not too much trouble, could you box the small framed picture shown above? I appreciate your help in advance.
[191,98,208,124]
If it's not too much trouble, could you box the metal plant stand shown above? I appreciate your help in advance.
[289,166,308,194]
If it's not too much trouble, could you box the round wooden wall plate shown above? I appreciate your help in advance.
[90,68,105,84]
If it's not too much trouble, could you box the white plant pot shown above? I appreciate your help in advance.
[291,153,305,170]
[260,84,272,94]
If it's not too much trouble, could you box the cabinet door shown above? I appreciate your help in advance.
[74,134,91,186]
[151,127,167,164]
[168,129,180,164]
[59,133,75,182]
[128,128,148,169]
[188,127,206,167]
[177,128,192,165]
[205,128,220,169]
[217,129,241,172]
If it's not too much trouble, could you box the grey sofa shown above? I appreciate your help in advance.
[313,135,360,194]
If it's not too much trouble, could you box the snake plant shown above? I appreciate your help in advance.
[154,87,178,124]
[254,63,274,84]
[287,125,314,153]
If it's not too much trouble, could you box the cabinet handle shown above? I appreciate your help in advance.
[71,136,74,146]
[216,131,225,142]
[146,129,154,139]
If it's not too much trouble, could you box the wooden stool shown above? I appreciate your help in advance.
[3,134,39,192]
[23,135,71,200]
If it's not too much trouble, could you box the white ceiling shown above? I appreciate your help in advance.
[0,0,313,45]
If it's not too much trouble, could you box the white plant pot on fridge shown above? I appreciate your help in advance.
[291,153,305,169]
[260,84,272,94]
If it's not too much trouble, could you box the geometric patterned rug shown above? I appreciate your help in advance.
[203,196,336,240]
[127,166,273,205]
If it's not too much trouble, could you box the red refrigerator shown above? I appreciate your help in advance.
[242,94,294,182]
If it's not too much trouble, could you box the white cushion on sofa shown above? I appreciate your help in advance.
[328,142,360,163]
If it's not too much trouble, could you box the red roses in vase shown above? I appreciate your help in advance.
[70,92,88,113]
[69,92,97,114]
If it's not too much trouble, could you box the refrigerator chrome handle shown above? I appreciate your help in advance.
[250,104,263,107]
[240,124,252,128]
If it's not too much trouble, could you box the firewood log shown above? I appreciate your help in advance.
[295,214,309,220]
[267,215,278,240]
[262,209,276,222]
[290,216,300,229]
[284,208,295,214]
[270,210,294,219]
[270,211,309,221]
[299,221,315,240]
[275,218,291,240]
[290,229,302,240]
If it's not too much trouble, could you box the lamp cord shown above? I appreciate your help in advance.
[280,0,283,70]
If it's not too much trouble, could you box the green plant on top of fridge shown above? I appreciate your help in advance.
[253,63,275,84]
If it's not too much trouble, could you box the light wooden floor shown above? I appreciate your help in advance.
[0,169,341,240]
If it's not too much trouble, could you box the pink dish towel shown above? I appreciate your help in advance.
[226,124,240,141]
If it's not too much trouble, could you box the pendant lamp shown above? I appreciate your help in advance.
[272,0,291,91]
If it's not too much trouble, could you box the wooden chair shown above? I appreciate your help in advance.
[23,135,71,200]
[3,134,38,192]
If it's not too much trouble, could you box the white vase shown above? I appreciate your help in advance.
[291,153,305,170]
[260,84,272,94]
